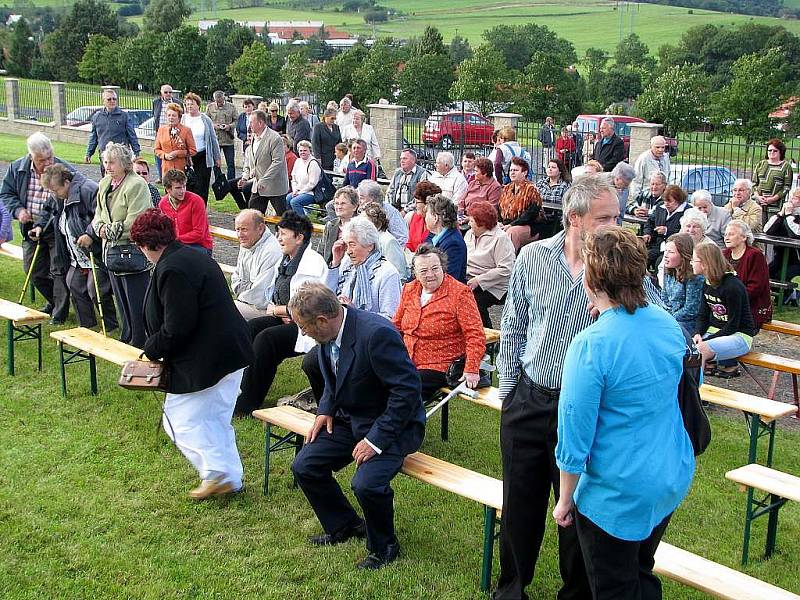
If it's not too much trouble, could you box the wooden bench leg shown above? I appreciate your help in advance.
[36,324,42,371]
[744,412,778,467]
[262,425,304,496]
[6,321,43,376]
[481,506,497,593]
[765,494,783,559]
[6,320,14,376]
[741,488,789,564]
[441,401,449,441]
[58,341,67,397]
[89,355,97,395]
[792,374,799,419]
[263,424,271,496]
[742,486,755,565]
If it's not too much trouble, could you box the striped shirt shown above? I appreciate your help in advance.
[497,230,663,399]
[534,177,570,206]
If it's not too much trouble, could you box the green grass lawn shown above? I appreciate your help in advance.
[1,255,800,598]
[0,133,155,168]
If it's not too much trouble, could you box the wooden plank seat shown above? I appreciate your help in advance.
[0,242,24,261]
[653,541,800,599]
[0,298,49,375]
[264,214,325,236]
[50,327,142,397]
[209,225,238,242]
[726,464,800,565]
[217,262,236,276]
[738,351,800,418]
[762,319,800,337]
[253,405,799,597]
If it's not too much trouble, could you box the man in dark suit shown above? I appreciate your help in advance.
[230,109,289,215]
[592,116,626,172]
[289,283,425,570]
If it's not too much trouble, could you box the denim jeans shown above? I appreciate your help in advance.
[288,192,317,216]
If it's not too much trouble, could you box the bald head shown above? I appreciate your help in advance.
[650,135,667,159]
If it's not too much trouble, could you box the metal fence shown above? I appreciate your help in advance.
[16,79,53,122]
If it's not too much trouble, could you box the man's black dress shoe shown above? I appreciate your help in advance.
[40,302,53,315]
[309,520,366,546]
[356,542,401,570]
[49,318,65,326]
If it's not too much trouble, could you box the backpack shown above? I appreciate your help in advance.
[677,325,711,456]
[502,143,534,183]
[309,159,335,204]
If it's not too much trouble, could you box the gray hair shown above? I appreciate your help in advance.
[288,282,341,322]
[357,179,383,204]
[340,96,352,107]
[412,244,448,273]
[734,178,753,192]
[334,185,359,206]
[436,151,454,169]
[601,117,615,128]
[299,100,311,110]
[27,132,53,156]
[649,171,668,185]
[286,99,300,113]
[611,161,635,185]
[562,175,618,230]
[342,216,379,248]
[101,142,134,173]
[213,90,225,100]
[323,108,337,119]
[102,87,117,99]
[690,189,713,206]
[297,139,312,151]
[680,207,709,231]
[727,219,754,246]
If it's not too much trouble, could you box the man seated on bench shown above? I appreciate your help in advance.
[289,283,425,570]
[231,209,282,320]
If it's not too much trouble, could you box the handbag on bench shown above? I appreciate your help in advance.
[119,353,169,392]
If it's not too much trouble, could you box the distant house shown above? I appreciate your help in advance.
[769,97,798,131]
[6,14,21,27]
[197,20,352,44]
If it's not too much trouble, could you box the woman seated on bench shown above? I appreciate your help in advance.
[722,219,772,330]
[553,226,695,600]
[764,187,800,304]
[692,241,758,378]
[393,245,486,402]
[661,232,704,333]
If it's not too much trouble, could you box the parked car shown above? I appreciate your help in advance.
[67,106,152,133]
[422,111,495,150]
[574,114,678,158]
[669,164,735,206]
[135,116,157,139]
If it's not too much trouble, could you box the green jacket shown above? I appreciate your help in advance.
[92,172,152,247]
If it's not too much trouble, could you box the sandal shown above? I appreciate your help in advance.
[713,367,741,379]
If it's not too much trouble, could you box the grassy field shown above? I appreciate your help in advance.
[2,239,800,596]
[172,0,800,57]
[0,133,155,167]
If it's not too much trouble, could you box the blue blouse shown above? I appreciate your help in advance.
[661,274,704,333]
[556,303,695,541]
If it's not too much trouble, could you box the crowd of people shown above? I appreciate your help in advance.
[1,90,798,598]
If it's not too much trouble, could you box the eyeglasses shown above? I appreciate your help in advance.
[415,266,442,276]
[767,148,779,153]
[270,110,278,113]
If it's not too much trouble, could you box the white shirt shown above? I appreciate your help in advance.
[232,230,283,308]
[429,168,468,207]
[182,114,206,153]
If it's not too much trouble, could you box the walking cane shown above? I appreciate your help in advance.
[88,252,107,337]
[18,240,41,304]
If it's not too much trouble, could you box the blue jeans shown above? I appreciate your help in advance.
[155,155,163,180]
[704,333,751,362]
[288,192,317,216]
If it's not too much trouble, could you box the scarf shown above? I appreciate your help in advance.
[273,243,308,306]
[340,249,383,311]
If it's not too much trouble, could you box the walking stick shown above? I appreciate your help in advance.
[18,240,41,304]
[89,252,107,337]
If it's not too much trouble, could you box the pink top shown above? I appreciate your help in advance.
[159,190,213,250]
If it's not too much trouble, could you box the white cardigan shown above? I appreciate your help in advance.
[291,157,322,195]
[341,123,381,160]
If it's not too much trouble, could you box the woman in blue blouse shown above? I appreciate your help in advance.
[553,226,695,600]
[661,232,704,332]
[424,193,467,283]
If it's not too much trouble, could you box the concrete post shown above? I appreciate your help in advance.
[50,82,66,126]
[5,78,19,121]
[368,103,405,174]
[489,112,523,132]
[628,122,662,164]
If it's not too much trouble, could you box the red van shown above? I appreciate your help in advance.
[574,114,678,158]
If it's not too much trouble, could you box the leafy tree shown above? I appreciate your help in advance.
[614,34,656,75]
[227,41,281,96]
[398,52,454,113]
[7,17,34,76]
[154,26,208,96]
[449,44,508,114]
[352,38,399,107]
[582,47,609,111]
[203,20,256,92]
[482,23,576,72]
[306,36,334,61]
[598,66,642,105]
[113,33,161,91]
[711,48,789,142]
[77,34,114,83]
[511,51,584,123]
[412,25,446,58]
[282,50,313,96]
[364,9,388,23]
[635,64,710,135]
[143,0,192,34]
[313,44,370,105]
[449,35,473,65]
[40,0,121,81]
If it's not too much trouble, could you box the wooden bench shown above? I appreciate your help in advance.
[253,405,800,597]
[0,242,24,261]
[0,298,49,375]
[217,262,236,276]
[209,225,238,242]
[738,351,800,418]
[762,319,800,337]
[726,464,800,566]
[50,327,142,396]
[264,214,325,236]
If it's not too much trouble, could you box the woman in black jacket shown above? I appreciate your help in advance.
[37,164,118,331]
[130,209,254,500]
[311,108,342,171]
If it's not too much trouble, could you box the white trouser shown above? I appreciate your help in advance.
[163,368,245,488]
[234,299,270,321]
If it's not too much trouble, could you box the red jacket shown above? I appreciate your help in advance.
[393,275,485,374]
[723,245,772,329]
[159,191,213,250]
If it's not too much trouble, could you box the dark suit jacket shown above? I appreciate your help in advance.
[592,133,625,172]
[143,241,254,394]
[317,306,425,455]
[311,122,342,170]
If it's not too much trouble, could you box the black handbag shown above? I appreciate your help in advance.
[678,326,712,456]
[446,355,492,389]
[211,166,230,200]
[105,243,149,274]
[185,157,199,194]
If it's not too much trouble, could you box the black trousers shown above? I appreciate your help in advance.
[301,349,330,401]
[229,179,252,210]
[190,150,211,204]
[22,233,70,321]
[291,416,405,554]
[495,374,591,600]
[108,269,148,348]
[250,193,287,217]
[236,316,301,415]
[66,263,118,331]
[473,286,504,329]
[576,511,672,600]
[419,369,448,404]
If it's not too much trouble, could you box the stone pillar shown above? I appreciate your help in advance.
[368,103,405,174]
[231,94,262,112]
[489,112,523,132]
[5,78,19,121]
[628,122,662,164]
[50,82,66,126]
